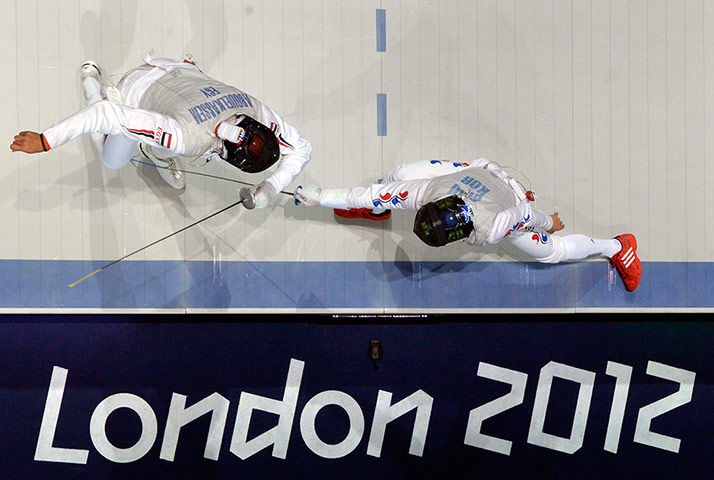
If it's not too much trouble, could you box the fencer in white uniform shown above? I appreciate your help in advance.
[11,55,311,208]
[294,158,642,291]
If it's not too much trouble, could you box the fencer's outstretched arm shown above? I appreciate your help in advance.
[294,159,496,209]
[15,100,186,155]
[295,179,430,211]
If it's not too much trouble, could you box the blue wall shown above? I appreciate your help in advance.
[0,316,711,479]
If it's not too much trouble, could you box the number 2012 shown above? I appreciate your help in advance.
[464,361,695,455]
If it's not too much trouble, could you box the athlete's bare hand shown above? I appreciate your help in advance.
[548,212,564,233]
[10,131,45,154]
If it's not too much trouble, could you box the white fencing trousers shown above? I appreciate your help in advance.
[90,131,137,170]
[507,231,619,263]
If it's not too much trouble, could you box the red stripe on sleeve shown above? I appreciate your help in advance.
[127,129,155,136]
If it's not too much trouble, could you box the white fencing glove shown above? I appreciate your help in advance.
[251,181,277,209]
[293,185,323,206]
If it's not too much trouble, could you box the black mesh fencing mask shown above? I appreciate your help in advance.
[413,195,474,247]
[223,116,280,173]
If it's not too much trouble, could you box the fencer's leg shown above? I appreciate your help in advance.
[560,234,621,260]
[100,136,139,170]
[81,61,104,105]
[80,61,110,156]
[507,230,621,264]
[386,159,472,182]
[505,230,561,263]
[80,61,137,169]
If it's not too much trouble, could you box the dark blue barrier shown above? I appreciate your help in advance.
[0,314,711,479]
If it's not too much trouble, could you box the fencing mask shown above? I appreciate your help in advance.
[413,195,474,247]
[216,115,280,173]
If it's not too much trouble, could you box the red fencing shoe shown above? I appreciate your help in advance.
[610,234,641,291]
[334,208,392,221]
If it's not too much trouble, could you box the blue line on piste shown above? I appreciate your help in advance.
[1,260,708,309]
[377,94,387,136]
[376,9,386,52]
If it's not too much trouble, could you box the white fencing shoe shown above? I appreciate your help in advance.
[138,143,186,190]
[81,61,102,81]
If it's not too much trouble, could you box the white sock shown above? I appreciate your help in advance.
[83,77,103,105]
[563,234,621,260]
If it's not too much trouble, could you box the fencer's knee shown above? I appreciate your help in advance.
[532,234,568,264]
[100,153,129,170]
[517,232,568,264]
[99,136,137,169]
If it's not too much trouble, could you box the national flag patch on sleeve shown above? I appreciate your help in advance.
[159,131,172,149]
[153,127,173,149]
